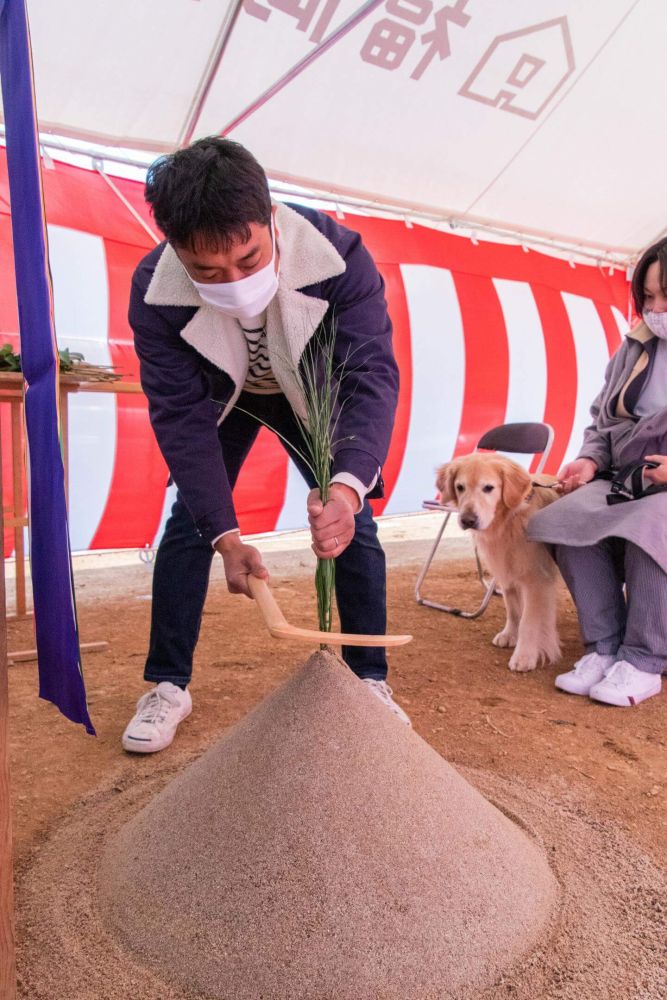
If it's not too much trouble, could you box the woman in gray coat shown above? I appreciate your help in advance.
[528,238,667,707]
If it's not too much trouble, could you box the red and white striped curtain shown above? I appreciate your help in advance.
[0,150,630,552]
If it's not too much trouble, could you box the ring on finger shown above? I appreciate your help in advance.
[334,535,339,548]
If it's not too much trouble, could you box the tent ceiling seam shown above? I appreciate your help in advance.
[461,0,643,218]
[220,0,385,136]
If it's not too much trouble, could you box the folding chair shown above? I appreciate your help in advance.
[414,422,555,618]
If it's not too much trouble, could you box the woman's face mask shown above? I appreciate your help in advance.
[188,220,279,322]
[643,310,667,340]
[641,260,667,339]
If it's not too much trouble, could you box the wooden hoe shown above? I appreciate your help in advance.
[248,576,413,647]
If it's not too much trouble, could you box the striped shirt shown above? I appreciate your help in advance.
[239,318,281,394]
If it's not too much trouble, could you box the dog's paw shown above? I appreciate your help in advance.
[493,629,517,648]
[508,649,539,672]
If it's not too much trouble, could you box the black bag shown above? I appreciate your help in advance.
[606,461,667,505]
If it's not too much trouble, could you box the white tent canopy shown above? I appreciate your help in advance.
[7,0,665,256]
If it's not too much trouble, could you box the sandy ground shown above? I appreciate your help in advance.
[6,519,667,998]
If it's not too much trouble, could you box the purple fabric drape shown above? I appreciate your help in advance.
[0,0,94,733]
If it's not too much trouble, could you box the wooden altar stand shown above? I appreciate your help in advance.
[0,372,142,618]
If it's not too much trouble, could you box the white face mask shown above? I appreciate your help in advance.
[643,309,667,340]
[191,221,279,322]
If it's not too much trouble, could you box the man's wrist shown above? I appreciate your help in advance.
[328,482,359,511]
[214,529,242,554]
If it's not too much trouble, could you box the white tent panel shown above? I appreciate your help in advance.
[386,264,465,514]
[24,0,228,148]
[218,0,653,250]
[8,0,666,253]
[560,292,611,465]
[493,279,547,422]
[459,0,666,253]
[47,225,116,550]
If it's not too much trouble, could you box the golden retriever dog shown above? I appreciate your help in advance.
[436,454,562,672]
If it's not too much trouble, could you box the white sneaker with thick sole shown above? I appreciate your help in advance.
[554,652,616,696]
[589,660,662,707]
[122,682,192,753]
[362,679,411,726]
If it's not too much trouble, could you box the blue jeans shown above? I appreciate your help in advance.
[144,392,388,686]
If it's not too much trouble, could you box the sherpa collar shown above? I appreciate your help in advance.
[144,202,346,308]
[142,203,347,424]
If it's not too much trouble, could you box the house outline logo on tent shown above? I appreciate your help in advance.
[459,17,575,120]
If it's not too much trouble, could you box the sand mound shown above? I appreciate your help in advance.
[99,651,556,999]
[15,771,667,998]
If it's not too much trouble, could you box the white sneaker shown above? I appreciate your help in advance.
[589,660,662,707]
[362,679,411,726]
[122,682,192,753]
[554,652,616,696]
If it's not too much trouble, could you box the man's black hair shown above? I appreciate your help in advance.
[145,137,272,250]
[631,236,667,314]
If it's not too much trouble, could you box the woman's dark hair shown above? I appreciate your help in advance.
[631,236,667,314]
[145,137,272,249]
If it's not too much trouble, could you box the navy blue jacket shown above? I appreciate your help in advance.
[129,203,399,541]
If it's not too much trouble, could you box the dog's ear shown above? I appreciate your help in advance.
[501,462,532,509]
[436,462,458,503]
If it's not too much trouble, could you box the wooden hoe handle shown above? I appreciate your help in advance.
[247,576,412,648]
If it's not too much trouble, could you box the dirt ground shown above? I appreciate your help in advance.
[6,529,667,998]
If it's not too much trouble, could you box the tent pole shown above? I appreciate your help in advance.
[94,166,160,245]
[177,0,245,148]
[220,0,384,136]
